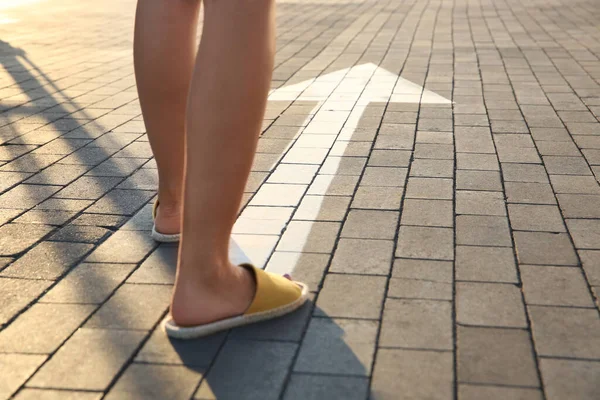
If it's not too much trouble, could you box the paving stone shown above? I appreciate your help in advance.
[25,163,91,185]
[13,389,102,400]
[457,326,539,386]
[86,283,171,329]
[14,209,76,225]
[330,141,371,157]
[387,277,452,300]
[341,210,398,240]
[294,318,377,376]
[2,241,93,280]
[416,131,453,144]
[505,182,557,204]
[360,167,407,187]
[57,147,117,165]
[0,154,62,173]
[42,263,136,304]
[230,233,279,268]
[414,143,454,159]
[557,194,600,218]
[371,349,453,400]
[55,176,122,200]
[536,141,580,156]
[396,226,454,260]
[48,225,110,243]
[250,183,306,206]
[374,133,414,150]
[392,259,453,283]
[127,245,176,284]
[521,265,594,307]
[456,190,506,216]
[455,131,495,154]
[401,199,453,227]
[106,363,201,400]
[380,298,452,349]
[316,274,385,319]
[85,230,156,263]
[0,184,61,209]
[244,171,268,193]
[28,328,145,390]
[329,238,393,275]
[456,246,518,283]
[35,198,94,212]
[456,170,502,191]
[0,208,22,225]
[367,150,411,167]
[0,144,37,162]
[136,327,225,366]
[502,163,549,183]
[543,156,592,175]
[457,282,527,327]
[458,385,543,400]
[351,186,403,210]
[580,250,600,286]
[540,359,600,400]
[457,153,499,171]
[566,219,600,249]
[565,122,600,135]
[85,189,154,216]
[0,303,95,353]
[86,157,147,177]
[195,340,297,400]
[113,141,153,159]
[456,215,512,246]
[268,164,318,184]
[284,374,368,400]
[88,132,142,149]
[276,221,340,253]
[405,177,453,200]
[320,156,367,176]
[528,306,600,359]
[0,223,54,256]
[582,149,600,164]
[514,231,578,265]
[0,277,52,325]
[410,159,453,179]
[266,252,329,292]
[282,147,328,164]
[0,354,47,400]
[508,204,566,232]
[69,213,128,228]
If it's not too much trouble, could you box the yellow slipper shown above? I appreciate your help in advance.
[163,264,309,339]
[151,200,181,243]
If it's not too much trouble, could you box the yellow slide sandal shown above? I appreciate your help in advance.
[163,264,309,339]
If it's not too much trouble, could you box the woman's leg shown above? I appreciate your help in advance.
[172,0,276,326]
[133,0,201,234]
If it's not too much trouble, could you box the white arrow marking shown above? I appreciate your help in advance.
[229,63,452,272]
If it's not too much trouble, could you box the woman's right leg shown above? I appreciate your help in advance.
[171,0,276,326]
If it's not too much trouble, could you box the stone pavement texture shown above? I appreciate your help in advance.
[1,0,600,398]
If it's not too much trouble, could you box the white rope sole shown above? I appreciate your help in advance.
[151,226,180,243]
[162,282,309,339]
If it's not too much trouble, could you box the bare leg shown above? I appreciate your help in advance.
[133,0,200,234]
[171,0,276,326]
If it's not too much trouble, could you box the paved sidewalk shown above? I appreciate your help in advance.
[1,0,600,399]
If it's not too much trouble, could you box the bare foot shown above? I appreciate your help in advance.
[154,203,181,235]
[170,263,256,327]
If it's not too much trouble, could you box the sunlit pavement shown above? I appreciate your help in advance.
[1,0,599,399]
